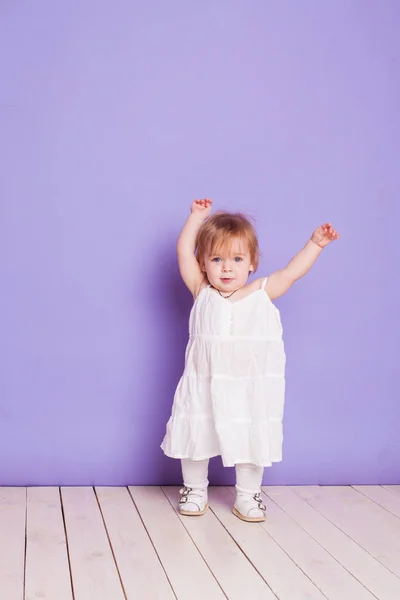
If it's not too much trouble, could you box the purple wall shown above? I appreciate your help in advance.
[1,1,399,486]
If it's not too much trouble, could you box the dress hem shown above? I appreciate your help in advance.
[160,446,282,468]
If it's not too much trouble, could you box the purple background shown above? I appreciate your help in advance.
[1,1,399,486]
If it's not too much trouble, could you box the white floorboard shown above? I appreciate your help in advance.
[61,486,125,600]
[129,486,225,599]
[163,486,275,599]
[96,486,175,599]
[209,486,324,600]
[293,486,400,579]
[258,487,375,600]
[383,486,400,496]
[1,485,399,600]
[0,488,26,600]
[271,485,400,600]
[25,487,73,600]
[353,485,400,520]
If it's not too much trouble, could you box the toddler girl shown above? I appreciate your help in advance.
[161,199,339,522]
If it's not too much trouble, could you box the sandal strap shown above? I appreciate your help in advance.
[253,492,266,512]
[179,486,205,509]
[179,486,192,505]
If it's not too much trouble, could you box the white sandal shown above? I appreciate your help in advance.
[233,492,266,522]
[179,486,208,516]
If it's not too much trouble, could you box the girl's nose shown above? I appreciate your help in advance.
[222,263,232,272]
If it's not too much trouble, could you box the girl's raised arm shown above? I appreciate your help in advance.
[177,199,212,297]
[265,223,340,300]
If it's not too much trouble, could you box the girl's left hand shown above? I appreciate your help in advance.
[311,223,340,248]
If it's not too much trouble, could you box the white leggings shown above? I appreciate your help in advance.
[181,458,264,495]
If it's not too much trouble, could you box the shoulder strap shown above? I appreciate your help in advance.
[261,277,268,290]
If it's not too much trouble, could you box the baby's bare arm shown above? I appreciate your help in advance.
[265,223,340,300]
[177,199,212,296]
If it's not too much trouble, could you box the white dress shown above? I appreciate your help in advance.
[161,277,286,467]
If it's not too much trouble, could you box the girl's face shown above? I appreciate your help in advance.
[202,237,254,292]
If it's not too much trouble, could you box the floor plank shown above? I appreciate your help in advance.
[163,486,275,599]
[2,485,400,599]
[25,487,73,600]
[353,485,400,520]
[0,488,26,600]
[61,487,125,600]
[382,485,400,496]
[129,486,225,600]
[268,485,400,600]
[209,486,324,600]
[293,486,400,579]
[95,486,175,600]
[258,487,375,599]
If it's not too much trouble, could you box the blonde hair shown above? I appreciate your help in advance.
[196,211,260,272]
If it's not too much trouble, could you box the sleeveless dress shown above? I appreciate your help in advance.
[161,277,286,467]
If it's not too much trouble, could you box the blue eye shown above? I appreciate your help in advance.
[234,257,243,262]
[212,257,221,262]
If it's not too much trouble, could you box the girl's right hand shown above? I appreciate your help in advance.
[191,198,212,219]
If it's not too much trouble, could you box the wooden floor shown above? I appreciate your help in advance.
[1,486,400,600]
